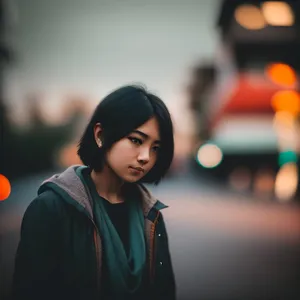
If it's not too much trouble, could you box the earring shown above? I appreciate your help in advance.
[98,139,102,148]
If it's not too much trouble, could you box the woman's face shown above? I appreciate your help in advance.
[105,117,161,182]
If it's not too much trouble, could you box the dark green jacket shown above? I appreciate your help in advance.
[12,166,176,300]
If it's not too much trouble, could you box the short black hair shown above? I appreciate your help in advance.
[77,85,174,185]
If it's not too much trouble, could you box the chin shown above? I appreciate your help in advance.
[123,177,140,183]
[121,174,144,183]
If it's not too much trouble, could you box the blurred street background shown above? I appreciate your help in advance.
[1,0,300,299]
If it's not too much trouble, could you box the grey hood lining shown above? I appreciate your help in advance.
[41,165,160,219]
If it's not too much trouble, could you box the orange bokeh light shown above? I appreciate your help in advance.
[0,174,11,201]
[234,4,266,30]
[266,63,297,87]
[271,90,300,115]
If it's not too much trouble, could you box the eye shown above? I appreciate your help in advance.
[128,137,142,145]
[152,146,160,152]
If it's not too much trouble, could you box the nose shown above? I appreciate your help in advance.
[137,147,150,165]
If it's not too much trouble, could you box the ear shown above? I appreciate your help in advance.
[94,123,103,148]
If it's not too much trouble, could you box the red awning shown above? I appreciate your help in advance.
[209,72,294,129]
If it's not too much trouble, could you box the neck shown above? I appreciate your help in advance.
[91,165,125,204]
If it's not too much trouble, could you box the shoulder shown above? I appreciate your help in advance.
[135,183,168,209]
[17,191,65,253]
[22,190,66,226]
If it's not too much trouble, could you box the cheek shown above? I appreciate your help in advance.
[106,142,135,164]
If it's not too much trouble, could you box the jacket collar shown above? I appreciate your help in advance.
[38,165,168,220]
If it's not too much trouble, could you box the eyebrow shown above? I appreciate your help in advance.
[132,130,161,144]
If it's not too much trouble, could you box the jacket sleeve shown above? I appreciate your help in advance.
[154,212,176,300]
[12,192,62,300]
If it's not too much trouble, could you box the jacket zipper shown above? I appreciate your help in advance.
[149,211,160,283]
[88,218,102,294]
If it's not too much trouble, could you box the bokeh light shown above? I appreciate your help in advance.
[234,4,266,30]
[272,111,298,152]
[262,1,294,27]
[228,167,252,191]
[278,150,298,167]
[272,111,294,129]
[0,174,11,201]
[266,63,297,87]
[271,90,300,115]
[196,143,223,168]
[253,168,275,198]
[275,163,298,202]
[58,143,83,168]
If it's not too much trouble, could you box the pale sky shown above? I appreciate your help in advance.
[5,0,220,134]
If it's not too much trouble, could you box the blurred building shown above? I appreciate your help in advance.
[189,0,300,202]
[0,0,17,180]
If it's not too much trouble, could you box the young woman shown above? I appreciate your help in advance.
[12,85,176,300]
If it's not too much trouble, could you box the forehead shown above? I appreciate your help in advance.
[134,117,160,141]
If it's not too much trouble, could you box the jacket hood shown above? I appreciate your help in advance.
[38,165,167,219]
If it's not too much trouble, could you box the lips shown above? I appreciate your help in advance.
[130,166,145,173]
